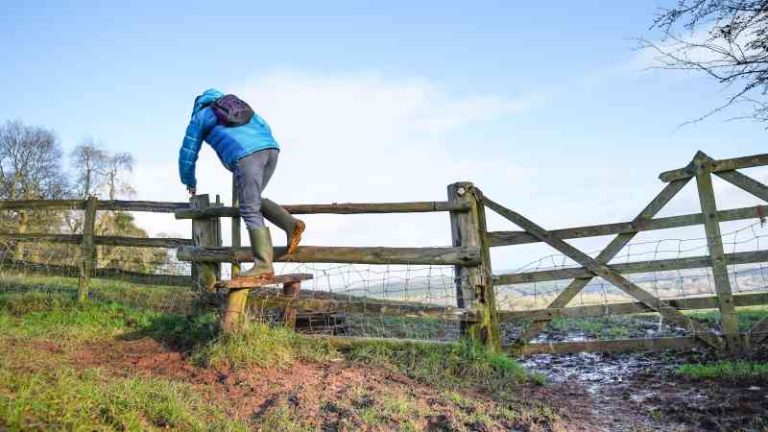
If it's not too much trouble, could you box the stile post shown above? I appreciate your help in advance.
[694,152,741,351]
[78,196,98,303]
[231,174,241,277]
[190,195,221,312]
[282,281,302,329]
[448,182,500,351]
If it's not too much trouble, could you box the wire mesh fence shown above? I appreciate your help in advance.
[234,262,461,340]
[0,228,464,341]
[496,220,768,345]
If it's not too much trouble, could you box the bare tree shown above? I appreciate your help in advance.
[0,120,68,201]
[0,120,69,260]
[105,152,135,200]
[70,138,108,198]
[643,1,768,123]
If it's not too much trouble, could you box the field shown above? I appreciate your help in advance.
[1,272,767,431]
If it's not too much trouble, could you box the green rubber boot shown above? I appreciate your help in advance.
[238,226,274,280]
[262,198,305,255]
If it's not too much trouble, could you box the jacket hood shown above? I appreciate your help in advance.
[193,88,225,115]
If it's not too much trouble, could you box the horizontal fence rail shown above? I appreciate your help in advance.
[174,200,472,219]
[0,199,189,212]
[0,259,191,287]
[247,286,475,321]
[659,153,768,182]
[488,205,767,247]
[498,292,768,322]
[496,249,768,284]
[177,245,481,266]
[0,233,192,248]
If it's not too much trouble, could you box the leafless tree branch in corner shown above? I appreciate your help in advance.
[640,0,768,125]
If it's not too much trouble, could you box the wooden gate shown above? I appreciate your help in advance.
[483,151,768,354]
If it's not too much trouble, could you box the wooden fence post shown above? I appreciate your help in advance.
[448,182,500,351]
[190,195,221,312]
[231,174,241,277]
[694,153,740,351]
[78,196,98,303]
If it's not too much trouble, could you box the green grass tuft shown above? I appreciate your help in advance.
[345,338,541,390]
[192,322,340,369]
[677,361,768,381]
[0,290,161,342]
[0,364,248,431]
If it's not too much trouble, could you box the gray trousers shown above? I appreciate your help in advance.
[234,149,279,229]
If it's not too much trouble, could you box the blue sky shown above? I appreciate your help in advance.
[2,1,766,268]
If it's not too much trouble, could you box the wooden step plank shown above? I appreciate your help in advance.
[216,273,313,289]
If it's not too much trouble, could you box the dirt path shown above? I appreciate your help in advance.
[68,338,597,431]
[18,337,763,431]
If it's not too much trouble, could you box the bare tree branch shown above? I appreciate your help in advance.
[645,0,768,124]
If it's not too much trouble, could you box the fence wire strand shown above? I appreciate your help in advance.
[496,220,768,344]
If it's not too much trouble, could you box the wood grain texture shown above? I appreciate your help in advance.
[177,245,481,266]
[174,201,471,219]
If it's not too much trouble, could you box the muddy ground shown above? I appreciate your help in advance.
[522,349,768,431]
[28,337,765,431]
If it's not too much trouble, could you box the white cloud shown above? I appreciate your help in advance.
[132,71,537,249]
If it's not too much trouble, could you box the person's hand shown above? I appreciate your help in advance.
[187,186,196,196]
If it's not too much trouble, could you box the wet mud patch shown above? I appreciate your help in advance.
[523,349,768,431]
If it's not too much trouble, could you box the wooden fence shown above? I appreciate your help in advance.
[1,150,767,355]
[488,151,768,354]
[0,182,498,349]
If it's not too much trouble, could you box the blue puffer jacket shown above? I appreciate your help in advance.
[178,88,280,188]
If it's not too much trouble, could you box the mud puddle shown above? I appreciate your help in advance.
[521,351,678,393]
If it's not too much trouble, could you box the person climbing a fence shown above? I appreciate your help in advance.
[178,88,305,280]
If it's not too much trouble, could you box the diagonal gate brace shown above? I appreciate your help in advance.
[485,196,725,350]
[508,179,690,345]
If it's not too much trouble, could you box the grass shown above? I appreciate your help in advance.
[0,289,162,342]
[533,305,768,341]
[677,361,768,381]
[690,306,768,332]
[191,322,340,369]
[0,337,248,432]
[344,337,542,391]
[0,366,249,431]
[0,272,193,313]
[0,273,551,430]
